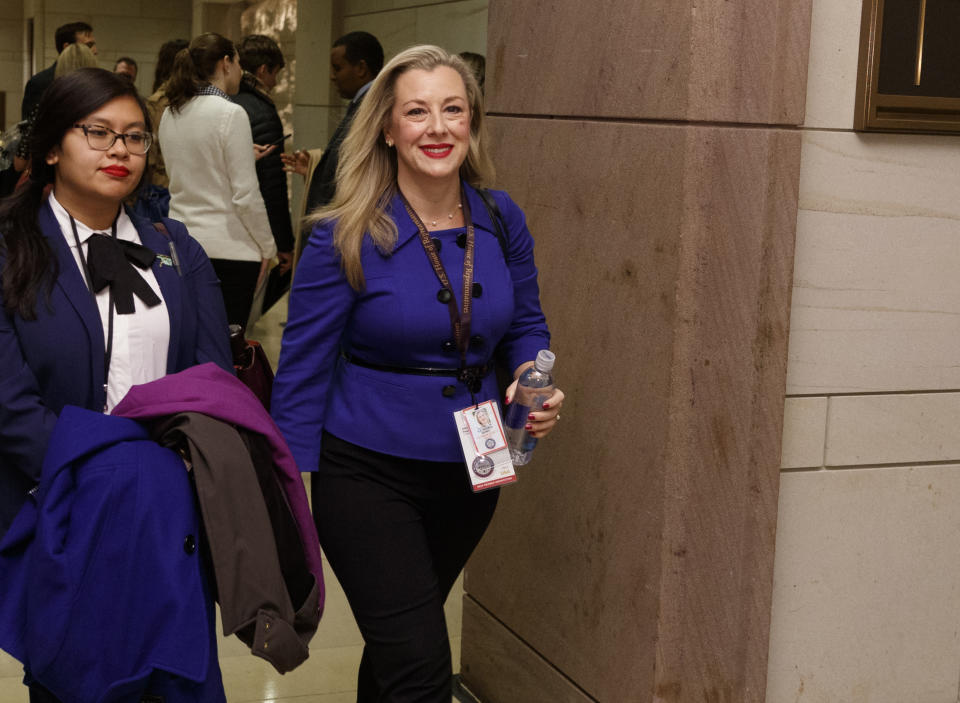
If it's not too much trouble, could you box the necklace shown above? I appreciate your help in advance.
[425,202,462,229]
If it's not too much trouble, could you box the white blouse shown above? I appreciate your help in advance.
[49,193,170,411]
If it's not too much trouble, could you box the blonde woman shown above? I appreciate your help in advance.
[271,45,564,701]
[53,42,98,79]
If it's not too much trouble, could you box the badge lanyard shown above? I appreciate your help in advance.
[69,210,118,412]
[400,189,478,400]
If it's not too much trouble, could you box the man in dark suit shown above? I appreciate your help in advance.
[21,21,98,120]
[303,31,384,216]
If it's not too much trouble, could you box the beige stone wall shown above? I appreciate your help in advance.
[18,0,193,102]
[0,3,23,130]
[767,1,960,701]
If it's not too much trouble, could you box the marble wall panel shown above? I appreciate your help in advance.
[802,0,861,129]
[344,0,454,14]
[781,397,828,469]
[460,597,594,703]
[767,467,960,702]
[463,117,799,701]
[412,0,486,55]
[0,2,21,20]
[342,8,418,59]
[786,132,960,395]
[139,0,194,21]
[486,0,811,124]
[825,393,960,467]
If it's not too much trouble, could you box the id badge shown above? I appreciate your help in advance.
[454,400,517,492]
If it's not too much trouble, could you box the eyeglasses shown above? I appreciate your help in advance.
[72,123,152,155]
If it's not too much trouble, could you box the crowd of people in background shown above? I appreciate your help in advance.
[0,17,559,703]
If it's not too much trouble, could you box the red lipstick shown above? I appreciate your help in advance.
[420,144,453,159]
[101,165,130,178]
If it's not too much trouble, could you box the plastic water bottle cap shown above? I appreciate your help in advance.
[534,349,555,372]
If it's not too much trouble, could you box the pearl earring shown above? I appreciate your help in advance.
[385,137,393,147]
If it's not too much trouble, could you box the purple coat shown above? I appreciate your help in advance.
[112,362,324,591]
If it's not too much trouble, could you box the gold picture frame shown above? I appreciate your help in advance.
[855,0,960,133]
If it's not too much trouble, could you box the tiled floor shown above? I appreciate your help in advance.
[0,295,466,702]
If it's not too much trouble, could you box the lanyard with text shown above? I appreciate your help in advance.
[70,211,118,413]
[400,190,477,397]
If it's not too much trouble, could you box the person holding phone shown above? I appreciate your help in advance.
[233,34,294,277]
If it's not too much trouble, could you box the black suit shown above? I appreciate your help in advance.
[21,63,56,121]
[304,94,364,216]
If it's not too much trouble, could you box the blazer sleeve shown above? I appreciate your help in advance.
[270,221,357,471]
[492,190,551,373]
[221,106,278,259]
[164,218,233,373]
[0,281,58,485]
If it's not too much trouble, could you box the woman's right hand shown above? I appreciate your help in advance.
[281,149,309,178]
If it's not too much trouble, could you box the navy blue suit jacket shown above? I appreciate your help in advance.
[271,183,550,469]
[0,201,232,535]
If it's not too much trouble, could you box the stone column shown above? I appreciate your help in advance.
[460,2,813,701]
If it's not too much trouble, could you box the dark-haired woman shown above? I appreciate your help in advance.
[0,68,232,701]
[159,32,276,326]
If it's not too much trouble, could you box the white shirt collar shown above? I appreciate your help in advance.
[352,80,373,104]
[48,191,136,246]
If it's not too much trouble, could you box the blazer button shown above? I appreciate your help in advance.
[431,237,442,253]
[441,340,456,353]
[442,384,457,397]
[472,282,483,297]
[470,334,485,348]
[437,288,453,303]
[456,232,467,248]
[184,534,197,555]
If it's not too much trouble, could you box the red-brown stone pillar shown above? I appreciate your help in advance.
[460,2,813,701]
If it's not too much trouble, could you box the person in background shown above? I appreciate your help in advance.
[113,56,138,83]
[159,33,276,327]
[271,45,564,702]
[233,34,294,276]
[21,21,98,121]
[144,39,188,194]
[282,31,383,228]
[457,51,485,94]
[54,43,99,79]
[0,66,231,703]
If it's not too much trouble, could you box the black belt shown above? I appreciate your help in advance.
[341,350,492,393]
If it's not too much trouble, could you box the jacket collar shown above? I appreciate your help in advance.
[41,199,184,376]
[390,181,498,252]
[126,209,183,371]
[39,199,105,386]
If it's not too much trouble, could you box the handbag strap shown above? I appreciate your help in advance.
[476,188,509,262]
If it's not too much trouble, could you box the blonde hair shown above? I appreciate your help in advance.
[311,44,495,290]
[55,43,98,78]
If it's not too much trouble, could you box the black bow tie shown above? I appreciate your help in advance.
[86,234,161,314]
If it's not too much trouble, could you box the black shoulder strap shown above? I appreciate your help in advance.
[475,188,509,262]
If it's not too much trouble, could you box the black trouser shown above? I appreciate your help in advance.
[313,432,499,703]
[210,258,260,327]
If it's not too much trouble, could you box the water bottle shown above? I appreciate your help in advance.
[504,350,556,465]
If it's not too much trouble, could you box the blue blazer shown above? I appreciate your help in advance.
[271,183,550,469]
[0,406,225,702]
[0,201,232,535]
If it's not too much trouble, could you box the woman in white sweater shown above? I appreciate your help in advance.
[159,33,276,326]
